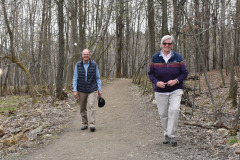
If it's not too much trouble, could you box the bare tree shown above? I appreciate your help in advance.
[147,0,156,57]
[1,0,37,103]
[37,0,47,85]
[229,0,240,101]
[56,0,66,100]
[172,0,186,51]
[219,0,225,85]
[234,0,240,66]
[78,0,86,52]
[212,0,218,70]
[232,94,240,135]
[179,2,217,122]
[115,0,124,78]
[66,0,78,88]
[28,0,38,84]
[219,0,225,70]
[123,0,130,78]
[162,0,169,36]
[202,0,210,71]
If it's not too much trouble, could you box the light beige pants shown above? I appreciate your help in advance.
[78,91,97,127]
[155,89,183,138]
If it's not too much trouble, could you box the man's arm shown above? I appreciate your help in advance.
[73,64,78,98]
[96,65,102,96]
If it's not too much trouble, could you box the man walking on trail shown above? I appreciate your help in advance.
[73,49,102,132]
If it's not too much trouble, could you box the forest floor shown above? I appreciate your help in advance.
[1,70,240,160]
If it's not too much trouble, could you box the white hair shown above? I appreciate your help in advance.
[82,49,92,55]
[160,35,175,46]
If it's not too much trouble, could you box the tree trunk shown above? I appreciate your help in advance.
[78,0,86,53]
[115,0,124,78]
[203,0,210,71]
[1,0,37,103]
[179,2,217,122]
[193,0,200,72]
[162,0,169,36]
[28,0,38,85]
[172,0,178,51]
[56,0,66,100]
[234,0,240,66]
[67,0,78,88]
[123,0,130,78]
[232,95,240,135]
[47,0,54,96]
[42,0,50,84]
[172,0,186,51]
[5,56,37,103]
[37,0,46,85]
[229,54,236,99]
[212,0,218,70]
[147,0,156,57]
[220,0,225,69]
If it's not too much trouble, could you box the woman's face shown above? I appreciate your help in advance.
[161,39,172,53]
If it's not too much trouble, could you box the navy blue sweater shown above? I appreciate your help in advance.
[148,50,188,93]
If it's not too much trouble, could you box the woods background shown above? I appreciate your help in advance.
[0,0,239,106]
[1,1,240,158]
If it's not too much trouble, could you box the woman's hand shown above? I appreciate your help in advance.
[156,81,166,88]
[166,79,178,86]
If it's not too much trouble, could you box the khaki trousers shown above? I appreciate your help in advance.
[78,91,97,127]
[155,89,183,138]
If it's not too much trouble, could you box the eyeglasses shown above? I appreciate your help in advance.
[162,43,172,46]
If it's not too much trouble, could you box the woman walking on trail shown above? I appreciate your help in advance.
[148,35,188,146]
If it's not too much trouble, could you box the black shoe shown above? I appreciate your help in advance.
[163,135,170,144]
[169,138,177,146]
[90,127,96,132]
[81,126,88,130]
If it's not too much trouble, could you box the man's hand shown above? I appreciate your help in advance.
[74,91,79,99]
[98,90,102,96]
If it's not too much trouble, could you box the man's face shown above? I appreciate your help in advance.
[82,50,91,62]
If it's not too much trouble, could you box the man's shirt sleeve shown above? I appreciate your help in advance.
[73,64,78,91]
[96,65,101,91]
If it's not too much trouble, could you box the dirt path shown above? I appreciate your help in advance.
[17,79,163,160]
[15,78,232,160]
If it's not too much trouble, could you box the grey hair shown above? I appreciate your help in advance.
[82,49,92,55]
[160,35,175,46]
